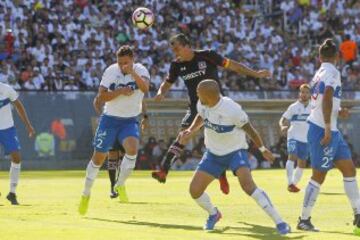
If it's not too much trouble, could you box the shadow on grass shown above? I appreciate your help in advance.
[86,217,306,239]
[86,217,203,231]
[320,192,344,196]
[222,222,305,240]
[116,201,173,205]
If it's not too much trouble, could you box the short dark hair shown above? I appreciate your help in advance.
[116,45,133,58]
[319,38,337,59]
[170,33,190,47]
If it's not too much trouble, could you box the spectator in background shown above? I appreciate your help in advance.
[0,0,359,91]
[340,34,358,67]
[20,66,33,85]
[4,28,14,55]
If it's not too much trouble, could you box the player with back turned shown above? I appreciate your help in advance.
[296,39,360,235]
[151,33,271,195]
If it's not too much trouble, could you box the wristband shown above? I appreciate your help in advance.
[259,146,266,152]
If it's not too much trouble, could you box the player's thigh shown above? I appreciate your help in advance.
[122,137,139,156]
[333,134,354,177]
[235,167,257,195]
[287,139,297,160]
[196,151,226,180]
[93,116,119,153]
[189,170,215,199]
[334,160,356,177]
[308,123,336,172]
[118,120,140,155]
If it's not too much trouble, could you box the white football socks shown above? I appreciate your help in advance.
[194,192,217,215]
[116,154,137,187]
[9,162,21,194]
[343,177,360,215]
[286,160,294,185]
[251,188,283,224]
[301,179,320,220]
[293,167,304,185]
[82,160,100,196]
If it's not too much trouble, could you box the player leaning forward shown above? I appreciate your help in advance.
[180,80,290,234]
[297,39,360,235]
[78,46,150,215]
[0,83,35,205]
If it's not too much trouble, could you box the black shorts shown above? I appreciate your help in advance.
[181,108,198,128]
[109,139,125,153]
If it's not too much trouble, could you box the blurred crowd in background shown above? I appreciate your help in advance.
[136,134,360,171]
[0,0,359,92]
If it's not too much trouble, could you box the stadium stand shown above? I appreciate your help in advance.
[0,0,359,91]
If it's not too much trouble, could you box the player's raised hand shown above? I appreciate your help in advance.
[261,148,275,163]
[27,125,35,138]
[339,107,350,119]
[256,70,272,79]
[154,92,165,102]
[118,86,134,96]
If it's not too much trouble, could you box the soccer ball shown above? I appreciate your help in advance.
[132,7,154,30]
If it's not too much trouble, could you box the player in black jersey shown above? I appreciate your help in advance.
[152,34,271,195]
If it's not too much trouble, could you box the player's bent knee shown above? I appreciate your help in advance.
[126,149,138,156]
[288,154,297,161]
[298,160,307,168]
[189,185,202,199]
[92,151,107,166]
[10,151,21,164]
[240,182,256,195]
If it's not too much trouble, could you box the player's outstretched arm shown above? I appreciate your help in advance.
[321,86,333,145]
[279,117,289,136]
[97,86,133,102]
[93,96,103,115]
[180,114,204,142]
[242,122,274,163]
[154,81,173,101]
[226,59,271,79]
[13,99,35,138]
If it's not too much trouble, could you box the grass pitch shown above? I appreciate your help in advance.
[0,169,359,240]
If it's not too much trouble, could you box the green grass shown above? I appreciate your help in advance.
[0,169,359,240]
